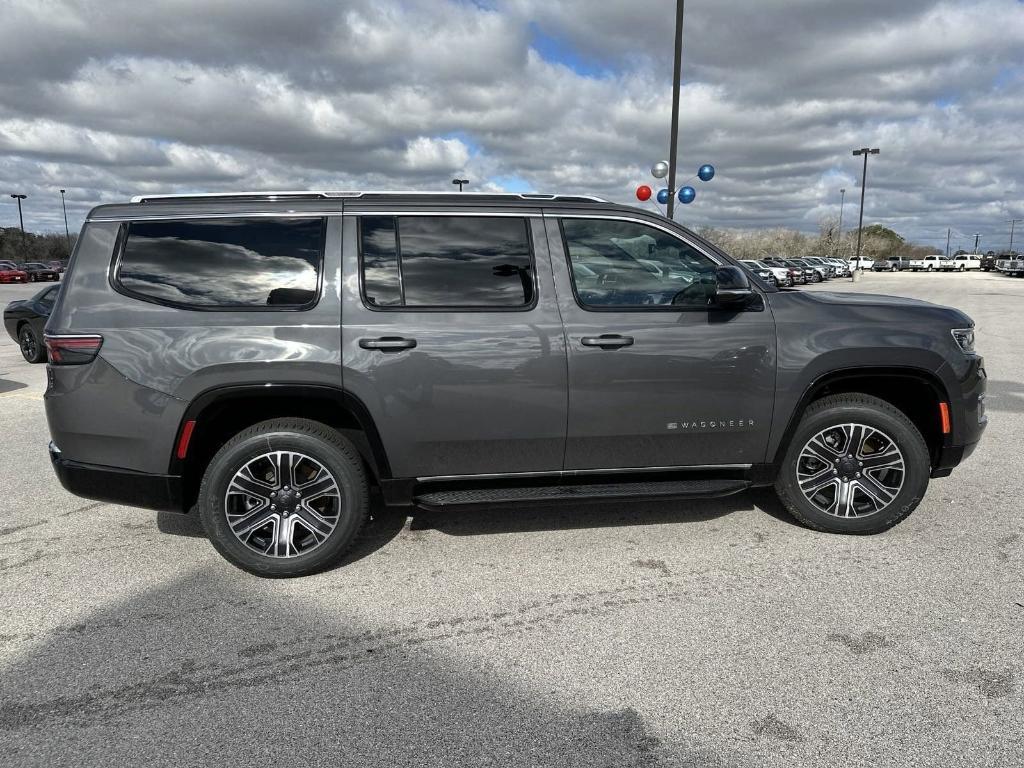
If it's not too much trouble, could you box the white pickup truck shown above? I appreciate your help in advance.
[939,254,981,272]
[909,254,948,272]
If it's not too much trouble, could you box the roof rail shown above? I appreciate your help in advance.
[129,190,608,204]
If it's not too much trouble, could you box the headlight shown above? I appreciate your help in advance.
[951,328,975,354]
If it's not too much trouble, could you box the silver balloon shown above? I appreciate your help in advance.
[651,161,669,179]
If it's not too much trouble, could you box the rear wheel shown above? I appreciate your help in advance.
[18,325,45,363]
[775,394,930,534]
[198,418,369,577]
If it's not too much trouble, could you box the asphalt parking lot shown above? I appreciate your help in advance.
[0,271,1021,767]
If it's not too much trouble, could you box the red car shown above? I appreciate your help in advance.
[0,263,28,283]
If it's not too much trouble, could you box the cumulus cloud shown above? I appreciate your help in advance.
[0,0,1021,251]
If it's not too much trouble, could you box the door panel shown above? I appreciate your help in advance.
[546,213,777,470]
[341,211,567,478]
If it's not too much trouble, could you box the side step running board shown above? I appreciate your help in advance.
[414,479,750,510]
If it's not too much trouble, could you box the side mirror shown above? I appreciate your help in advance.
[714,265,755,308]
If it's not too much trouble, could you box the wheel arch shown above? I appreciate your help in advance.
[170,384,391,511]
[771,366,951,469]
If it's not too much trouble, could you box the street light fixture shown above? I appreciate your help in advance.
[10,193,27,247]
[60,189,71,251]
[851,148,880,263]
[451,178,469,192]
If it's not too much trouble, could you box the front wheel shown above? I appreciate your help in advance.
[198,418,369,577]
[775,393,930,534]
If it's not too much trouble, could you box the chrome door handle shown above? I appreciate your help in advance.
[580,335,634,349]
[359,337,417,351]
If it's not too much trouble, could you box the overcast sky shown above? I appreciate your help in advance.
[1,0,1022,249]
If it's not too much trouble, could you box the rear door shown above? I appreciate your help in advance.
[545,212,777,471]
[341,205,568,479]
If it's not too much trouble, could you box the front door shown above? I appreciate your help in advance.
[341,209,567,479]
[545,213,776,470]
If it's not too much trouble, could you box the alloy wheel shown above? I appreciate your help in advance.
[795,423,905,518]
[224,451,342,558]
[19,328,37,361]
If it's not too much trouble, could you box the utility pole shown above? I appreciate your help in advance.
[837,187,846,256]
[60,189,70,251]
[973,232,981,253]
[945,227,951,258]
[852,148,880,263]
[666,0,685,220]
[1003,219,1019,252]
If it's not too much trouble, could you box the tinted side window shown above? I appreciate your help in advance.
[38,286,59,310]
[118,218,324,308]
[561,218,717,308]
[358,216,533,309]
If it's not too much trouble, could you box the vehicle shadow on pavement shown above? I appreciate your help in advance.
[0,378,27,394]
[156,496,410,569]
[414,491,794,537]
[0,567,744,768]
[982,379,1024,414]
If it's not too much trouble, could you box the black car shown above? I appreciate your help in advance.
[980,253,998,271]
[18,262,60,282]
[4,284,60,363]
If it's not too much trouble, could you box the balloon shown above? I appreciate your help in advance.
[697,164,715,182]
[678,186,696,204]
[656,188,670,204]
[651,161,669,179]
[635,185,652,201]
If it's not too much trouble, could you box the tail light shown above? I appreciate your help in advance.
[44,334,103,365]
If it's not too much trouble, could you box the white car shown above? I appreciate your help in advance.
[848,256,874,270]
[940,254,981,272]
[909,254,947,272]
[745,260,793,287]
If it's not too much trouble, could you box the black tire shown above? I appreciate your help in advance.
[18,324,45,363]
[198,418,369,577]
[774,393,930,535]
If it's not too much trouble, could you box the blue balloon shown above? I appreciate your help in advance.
[656,188,670,204]
[678,186,696,204]
[698,164,715,182]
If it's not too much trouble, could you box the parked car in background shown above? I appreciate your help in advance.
[789,258,826,283]
[941,254,981,272]
[4,283,60,363]
[909,254,947,272]
[997,256,1024,276]
[762,258,804,285]
[18,262,60,282]
[46,260,67,274]
[873,256,910,272]
[802,257,835,278]
[755,260,795,287]
[0,262,29,284]
[980,253,998,271]
[824,258,851,277]
[848,256,874,270]
[738,260,777,287]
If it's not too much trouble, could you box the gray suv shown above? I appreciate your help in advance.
[44,192,987,577]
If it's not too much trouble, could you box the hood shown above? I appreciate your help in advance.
[795,290,973,327]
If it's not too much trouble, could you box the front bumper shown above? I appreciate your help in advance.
[49,442,185,513]
[931,356,987,477]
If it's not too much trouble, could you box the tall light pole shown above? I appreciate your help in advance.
[10,193,27,249]
[1003,219,1019,252]
[665,0,685,220]
[451,178,469,192]
[60,189,70,251]
[837,187,846,255]
[852,148,880,263]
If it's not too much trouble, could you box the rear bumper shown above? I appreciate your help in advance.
[49,442,185,513]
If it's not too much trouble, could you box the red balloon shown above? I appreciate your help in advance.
[636,185,652,201]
